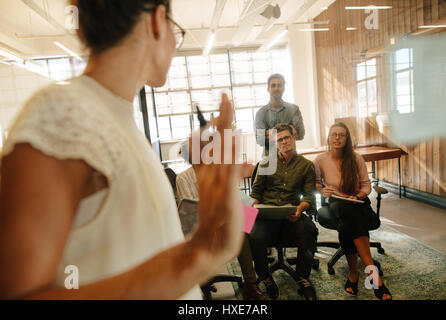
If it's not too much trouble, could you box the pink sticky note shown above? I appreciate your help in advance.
[242,205,259,234]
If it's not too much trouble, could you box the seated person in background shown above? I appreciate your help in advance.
[250,123,318,300]
[313,122,392,300]
[177,144,266,300]
[176,165,198,204]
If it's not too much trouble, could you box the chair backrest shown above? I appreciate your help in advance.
[250,162,260,188]
[317,191,384,231]
[177,199,199,236]
[164,167,177,190]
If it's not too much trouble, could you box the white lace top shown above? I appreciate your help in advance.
[2,75,201,299]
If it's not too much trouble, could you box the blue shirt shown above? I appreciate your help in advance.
[254,101,305,147]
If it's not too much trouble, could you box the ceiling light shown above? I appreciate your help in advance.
[203,32,216,56]
[346,27,357,31]
[260,29,288,51]
[300,28,330,32]
[345,6,392,10]
[53,41,83,61]
[292,21,330,25]
[0,48,23,63]
[418,25,446,28]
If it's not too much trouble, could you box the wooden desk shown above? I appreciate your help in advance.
[302,146,404,198]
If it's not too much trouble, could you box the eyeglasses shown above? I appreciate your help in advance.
[330,133,347,139]
[142,4,186,49]
[167,15,186,49]
[277,135,292,144]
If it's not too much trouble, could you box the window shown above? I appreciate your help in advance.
[28,56,87,81]
[11,55,149,140]
[145,48,294,141]
[132,95,144,134]
[356,58,377,117]
[393,48,414,114]
[47,58,72,81]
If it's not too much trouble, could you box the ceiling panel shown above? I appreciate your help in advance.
[0,0,331,59]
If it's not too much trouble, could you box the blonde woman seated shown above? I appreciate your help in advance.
[313,122,392,300]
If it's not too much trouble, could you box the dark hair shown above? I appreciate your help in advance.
[267,73,285,87]
[274,123,293,136]
[71,0,171,54]
[327,122,358,195]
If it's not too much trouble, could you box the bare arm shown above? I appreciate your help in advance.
[0,144,209,299]
[292,106,305,141]
[0,143,91,299]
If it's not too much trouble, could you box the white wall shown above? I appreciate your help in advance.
[0,63,52,145]
[287,24,321,149]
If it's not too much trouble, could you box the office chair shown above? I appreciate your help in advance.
[164,167,178,203]
[315,185,387,275]
[177,199,243,300]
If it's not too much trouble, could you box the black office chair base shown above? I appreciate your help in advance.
[268,249,301,283]
[201,275,243,300]
[326,246,384,276]
[270,250,320,270]
[371,241,385,254]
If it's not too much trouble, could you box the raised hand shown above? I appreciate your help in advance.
[190,93,244,267]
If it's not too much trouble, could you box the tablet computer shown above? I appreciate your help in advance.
[253,204,297,220]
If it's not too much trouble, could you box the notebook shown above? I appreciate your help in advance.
[331,194,364,204]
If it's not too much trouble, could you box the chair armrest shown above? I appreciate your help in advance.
[373,185,388,195]
[305,206,318,221]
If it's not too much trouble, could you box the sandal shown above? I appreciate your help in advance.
[344,274,359,296]
[373,283,392,300]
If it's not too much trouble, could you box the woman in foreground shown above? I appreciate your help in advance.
[0,0,243,299]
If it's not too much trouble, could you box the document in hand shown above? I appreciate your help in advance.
[242,205,258,234]
[331,194,364,204]
[253,204,297,220]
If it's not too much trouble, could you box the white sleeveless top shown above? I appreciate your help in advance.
[2,75,202,299]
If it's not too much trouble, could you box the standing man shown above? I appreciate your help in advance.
[250,123,318,300]
[255,74,305,152]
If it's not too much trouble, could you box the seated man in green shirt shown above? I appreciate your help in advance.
[250,123,318,300]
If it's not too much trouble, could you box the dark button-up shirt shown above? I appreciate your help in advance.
[250,152,316,206]
[254,101,305,147]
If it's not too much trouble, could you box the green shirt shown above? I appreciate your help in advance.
[251,152,316,206]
